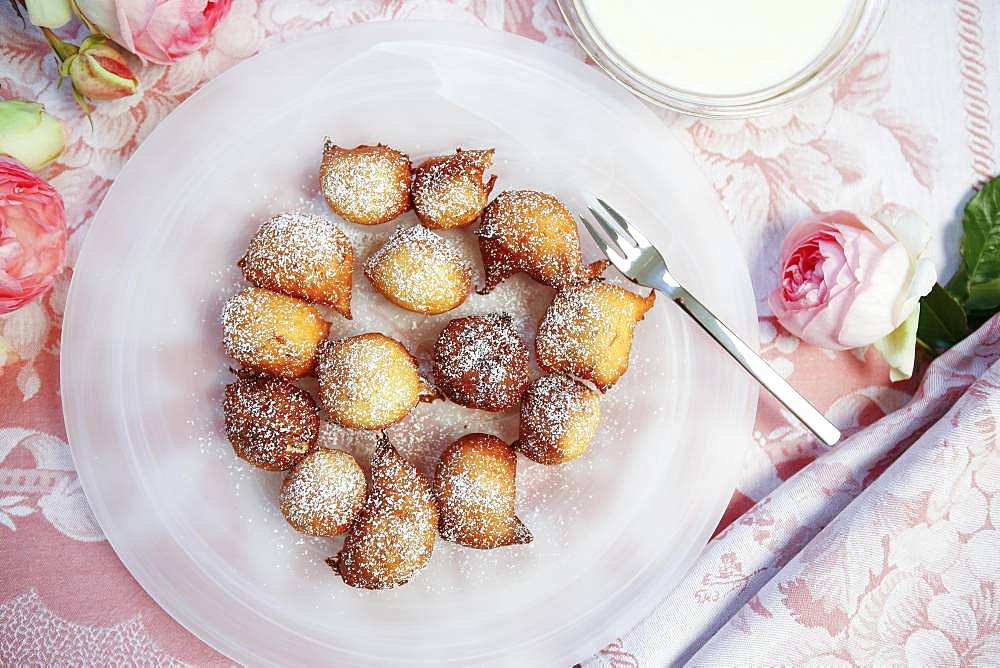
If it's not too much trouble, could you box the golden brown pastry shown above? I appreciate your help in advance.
[280,448,367,537]
[477,190,608,293]
[223,369,319,471]
[432,312,530,412]
[364,225,472,314]
[317,333,437,430]
[514,374,600,465]
[239,211,353,319]
[433,433,531,549]
[222,287,330,378]
[412,148,496,229]
[535,280,655,391]
[330,434,438,589]
[320,141,411,226]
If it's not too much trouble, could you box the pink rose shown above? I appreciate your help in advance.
[770,208,936,354]
[75,0,232,64]
[0,157,68,315]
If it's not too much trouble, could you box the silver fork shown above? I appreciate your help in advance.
[581,198,841,447]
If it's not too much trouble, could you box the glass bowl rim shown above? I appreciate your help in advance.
[556,0,888,118]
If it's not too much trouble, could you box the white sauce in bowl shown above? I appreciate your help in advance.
[581,0,856,97]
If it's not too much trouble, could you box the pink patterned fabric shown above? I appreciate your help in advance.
[589,315,1000,666]
[0,1,997,665]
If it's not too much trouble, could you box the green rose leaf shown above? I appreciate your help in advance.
[966,308,995,332]
[945,262,970,304]
[960,177,1000,309]
[917,283,970,354]
[967,276,1000,311]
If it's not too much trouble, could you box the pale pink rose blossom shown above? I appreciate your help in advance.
[769,208,936,351]
[0,157,68,315]
[75,0,232,64]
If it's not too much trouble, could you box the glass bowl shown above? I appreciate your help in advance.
[556,0,888,118]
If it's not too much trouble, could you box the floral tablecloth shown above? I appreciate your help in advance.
[1,1,998,665]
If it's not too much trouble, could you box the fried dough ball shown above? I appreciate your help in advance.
[222,287,330,378]
[432,312,530,412]
[280,448,367,537]
[536,280,655,391]
[330,434,438,589]
[320,141,411,226]
[223,370,319,471]
[317,333,437,430]
[364,225,472,314]
[514,374,601,465]
[239,212,353,319]
[412,148,496,230]
[477,190,609,293]
[433,433,532,549]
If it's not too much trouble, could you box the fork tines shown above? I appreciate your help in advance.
[580,198,651,267]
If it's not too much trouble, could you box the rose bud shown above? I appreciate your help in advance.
[25,0,73,28]
[66,36,140,102]
[0,100,66,172]
[769,207,936,380]
[0,157,68,315]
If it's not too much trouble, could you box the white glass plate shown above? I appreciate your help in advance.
[61,22,758,667]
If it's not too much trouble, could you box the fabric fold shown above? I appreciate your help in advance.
[587,316,1000,666]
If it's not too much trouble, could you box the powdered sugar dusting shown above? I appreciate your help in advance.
[317,333,433,430]
[207,243,668,591]
[239,211,352,312]
[208,145,674,595]
[516,374,600,465]
[334,436,438,589]
[432,312,529,412]
[522,374,582,442]
[441,469,507,530]
[412,149,495,229]
[434,435,531,549]
[364,225,472,314]
[477,190,605,291]
[224,372,319,471]
[536,280,653,390]
[280,448,367,536]
[221,287,328,377]
[320,142,411,226]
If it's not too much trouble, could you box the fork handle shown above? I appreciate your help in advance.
[670,287,841,447]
